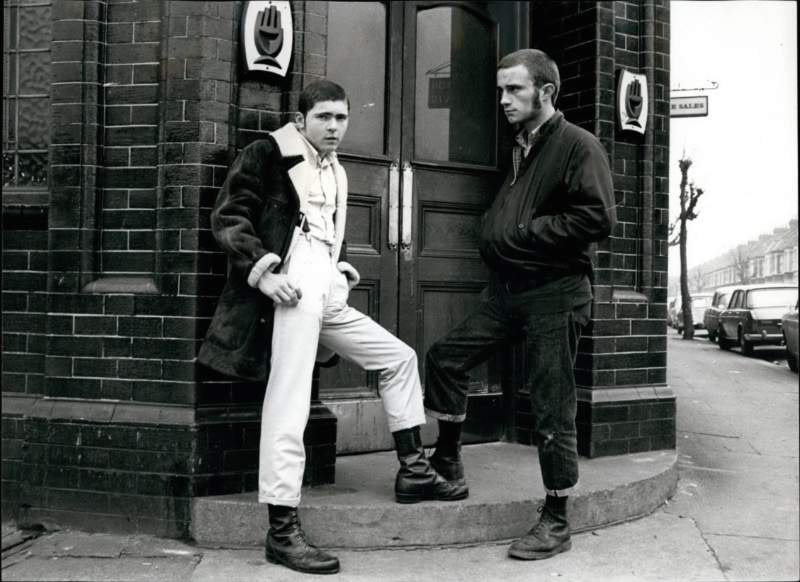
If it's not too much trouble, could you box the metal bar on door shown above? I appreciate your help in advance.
[401,162,413,250]
[388,162,399,250]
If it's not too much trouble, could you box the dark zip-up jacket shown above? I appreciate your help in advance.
[479,112,616,289]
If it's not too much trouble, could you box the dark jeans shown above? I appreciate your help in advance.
[423,287,588,496]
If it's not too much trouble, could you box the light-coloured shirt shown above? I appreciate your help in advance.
[297,133,337,244]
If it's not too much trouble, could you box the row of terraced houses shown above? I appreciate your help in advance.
[689,218,799,292]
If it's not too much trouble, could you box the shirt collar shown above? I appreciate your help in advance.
[515,127,540,150]
[297,131,336,169]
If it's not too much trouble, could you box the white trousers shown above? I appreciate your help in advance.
[258,237,426,506]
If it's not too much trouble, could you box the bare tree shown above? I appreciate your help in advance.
[732,245,751,284]
[669,156,705,339]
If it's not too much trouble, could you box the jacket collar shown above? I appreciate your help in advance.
[272,123,339,167]
[534,110,564,142]
[269,122,349,261]
[517,112,564,160]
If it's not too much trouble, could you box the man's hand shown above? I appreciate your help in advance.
[257,272,302,306]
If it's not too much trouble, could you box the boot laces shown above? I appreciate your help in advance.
[527,505,560,539]
[290,513,317,550]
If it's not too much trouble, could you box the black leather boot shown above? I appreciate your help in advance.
[265,505,340,575]
[393,426,469,504]
[430,440,469,494]
[507,504,572,560]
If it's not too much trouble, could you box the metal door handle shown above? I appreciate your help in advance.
[401,162,413,250]
[388,162,399,250]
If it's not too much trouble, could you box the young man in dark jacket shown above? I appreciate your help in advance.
[198,80,465,576]
[423,50,617,561]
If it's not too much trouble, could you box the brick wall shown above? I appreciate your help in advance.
[2,209,49,518]
[3,0,253,536]
[3,0,336,535]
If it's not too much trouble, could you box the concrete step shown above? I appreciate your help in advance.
[191,443,677,548]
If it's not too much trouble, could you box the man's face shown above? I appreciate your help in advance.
[296,100,349,155]
[497,64,543,126]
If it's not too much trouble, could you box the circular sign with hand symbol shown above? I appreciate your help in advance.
[242,1,293,77]
[617,69,648,134]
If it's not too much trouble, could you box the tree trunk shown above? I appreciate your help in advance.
[678,160,694,339]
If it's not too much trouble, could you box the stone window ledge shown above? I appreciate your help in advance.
[82,277,160,295]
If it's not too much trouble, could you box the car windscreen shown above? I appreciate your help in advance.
[747,288,798,309]
[716,293,731,308]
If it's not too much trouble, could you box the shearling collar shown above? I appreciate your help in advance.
[269,122,349,262]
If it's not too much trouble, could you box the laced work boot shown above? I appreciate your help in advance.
[265,505,340,575]
[508,504,572,560]
[393,426,469,504]
[429,440,469,494]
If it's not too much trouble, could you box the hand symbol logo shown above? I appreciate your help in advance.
[254,5,283,67]
[625,78,643,126]
[242,1,292,76]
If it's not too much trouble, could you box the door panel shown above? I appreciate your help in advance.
[318,158,397,398]
[321,1,519,451]
[400,2,505,443]
[320,2,402,403]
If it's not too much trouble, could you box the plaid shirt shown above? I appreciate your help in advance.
[511,127,540,184]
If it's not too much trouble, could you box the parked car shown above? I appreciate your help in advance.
[703,286,738,343]
[676,293,714,334]
[782,301,799,372]
[718,284,799,356]
[667,296,679,329]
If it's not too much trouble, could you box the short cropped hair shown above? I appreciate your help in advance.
[298,80,349,115]
[498,49,560,105]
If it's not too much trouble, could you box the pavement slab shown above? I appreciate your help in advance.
[2,555,199,582]
[189,512,721,582]
[703,534,800,582]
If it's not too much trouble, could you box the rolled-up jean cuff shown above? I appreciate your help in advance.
[258,495,301,507]
[425,407,466,423]
[544,484,577,497]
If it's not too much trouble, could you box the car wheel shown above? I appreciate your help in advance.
[718,327,732,351]
[740,330,755,357]
[708,329,717,343]
[786,334,799,372]
[677,325,683,334]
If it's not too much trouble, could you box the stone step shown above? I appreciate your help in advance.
[191,443,677,548]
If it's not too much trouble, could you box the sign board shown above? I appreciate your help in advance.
[670,96,709,118]
[242,1,293,77]
[617,69,648,134]
[428,77,450,109]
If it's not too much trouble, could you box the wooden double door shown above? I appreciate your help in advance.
[319,1,526,452]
